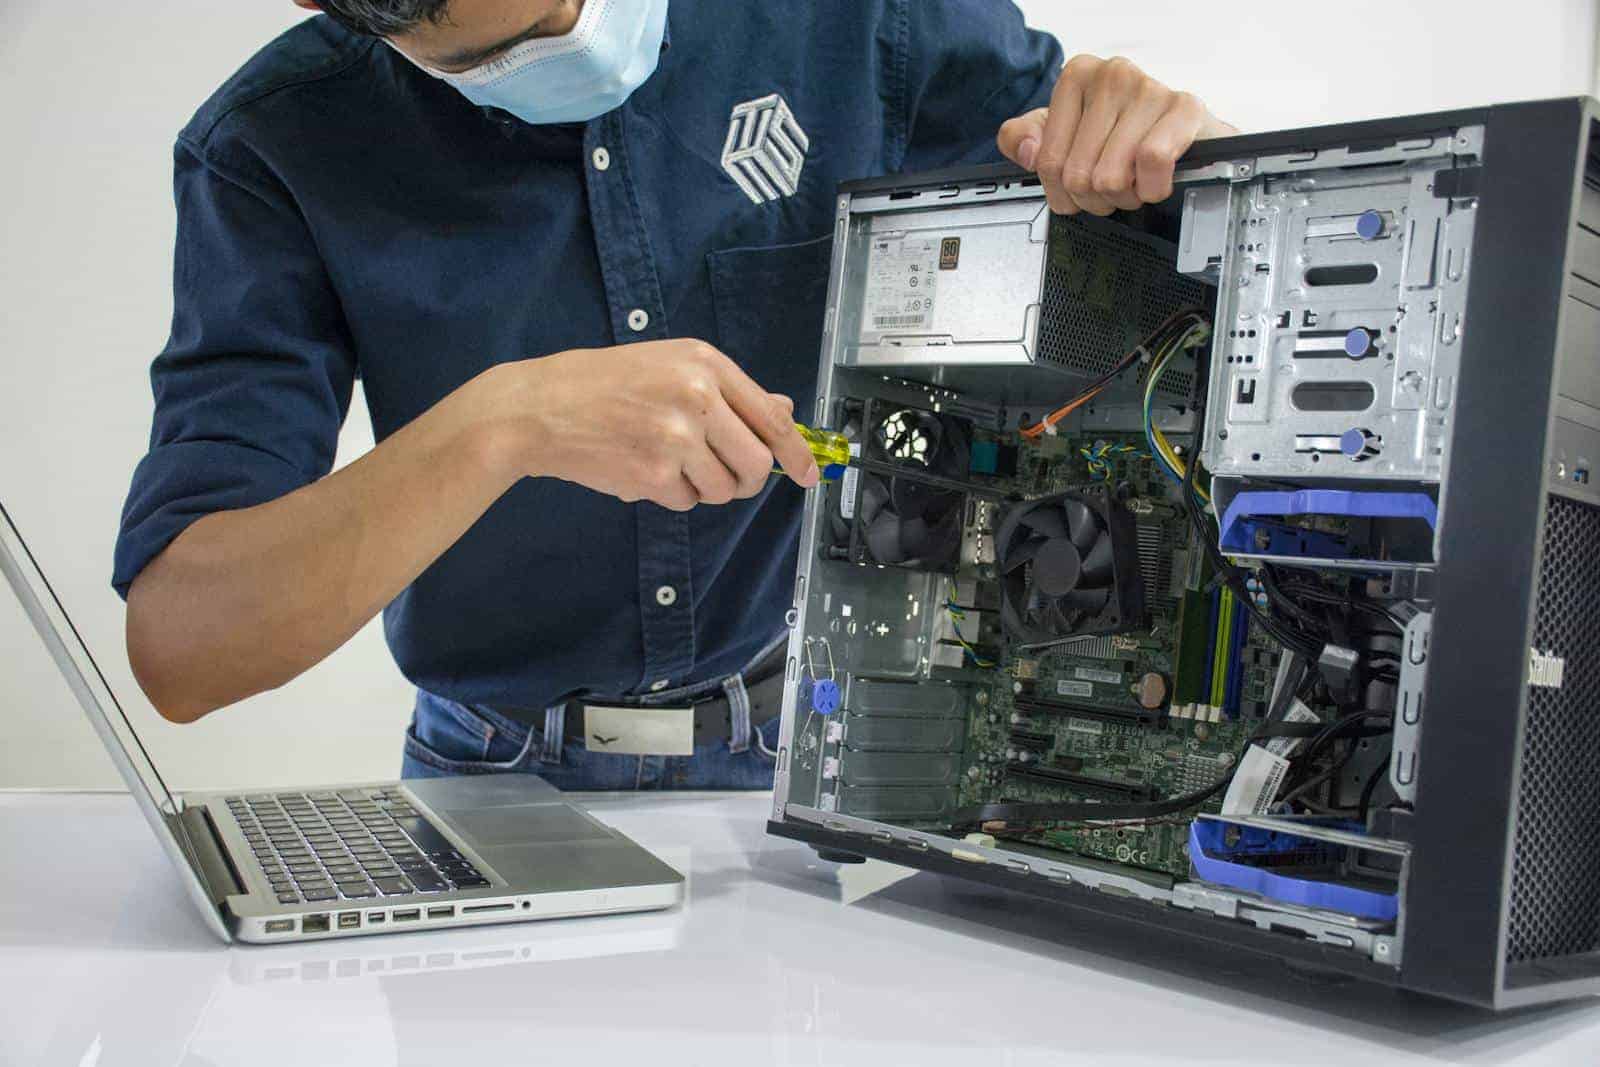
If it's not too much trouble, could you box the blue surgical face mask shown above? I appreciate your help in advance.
[417,0,669,125]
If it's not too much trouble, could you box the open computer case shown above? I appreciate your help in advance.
[767,97,1600,1009]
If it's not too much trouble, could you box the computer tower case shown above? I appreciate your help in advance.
[767,97,1600,1009]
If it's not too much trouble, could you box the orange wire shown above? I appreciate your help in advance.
[1020,385,1108,440]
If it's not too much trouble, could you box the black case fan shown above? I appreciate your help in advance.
[826,404,971,572]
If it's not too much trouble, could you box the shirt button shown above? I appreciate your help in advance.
[654,585,677,607]
[650,679,670,692]
[591,146,611,172]
[627,308,650,333]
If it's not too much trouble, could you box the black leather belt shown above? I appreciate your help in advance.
[490,645,789,747]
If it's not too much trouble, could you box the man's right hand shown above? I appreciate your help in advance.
[478,339,821,510]
[128,338,815,722]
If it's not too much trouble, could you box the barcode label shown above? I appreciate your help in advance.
[871,314,929,329]
[1056,679,1094,698]
[1066,718,1103,735]
[838,443,864,520]
[1074,667,1123,685]
[1221,744,1291,815]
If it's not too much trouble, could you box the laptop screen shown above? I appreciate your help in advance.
[0,501,180,815]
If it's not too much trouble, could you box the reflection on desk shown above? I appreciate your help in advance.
[2,791,1597,1067]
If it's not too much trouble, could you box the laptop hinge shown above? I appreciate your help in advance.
[176,805,245,906]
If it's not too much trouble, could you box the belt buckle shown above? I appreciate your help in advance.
[581,704,695,756]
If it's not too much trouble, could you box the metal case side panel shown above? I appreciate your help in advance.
[1404,97,1591,1008]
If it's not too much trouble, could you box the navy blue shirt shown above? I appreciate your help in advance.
[114,2,1061,710]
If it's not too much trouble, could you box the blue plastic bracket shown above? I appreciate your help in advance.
[1219,489,1438,554]
[1188,819,1398,921]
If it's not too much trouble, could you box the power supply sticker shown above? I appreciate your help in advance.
[939,237,962,270]
[865,235,938,332]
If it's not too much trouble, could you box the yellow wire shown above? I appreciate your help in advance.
[1145,328,1211,504]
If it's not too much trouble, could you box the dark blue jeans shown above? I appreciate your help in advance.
[401,690,781,790]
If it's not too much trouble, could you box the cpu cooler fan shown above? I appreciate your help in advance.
[995,486,1145,643]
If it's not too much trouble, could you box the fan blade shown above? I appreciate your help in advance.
[858,476,890,525]
[1044,596,1075,635]
[1081,531,1115,586]
[1001,535,1044,574]
[863,512,905,564]
[1024,581,1046,621]
[899,516,930,557]
[1063,498,1099,554]
[1061,587,1111,615]
[918,507,964,564]
[1019,507,1068,541]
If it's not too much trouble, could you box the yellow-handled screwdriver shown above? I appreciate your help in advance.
[778,423,853,483]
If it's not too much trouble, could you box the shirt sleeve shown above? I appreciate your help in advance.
[112,135,356,599]
[897,0,1064,172]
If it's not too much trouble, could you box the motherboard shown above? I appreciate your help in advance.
[947,431,1283,878]
[793,402,1295,881]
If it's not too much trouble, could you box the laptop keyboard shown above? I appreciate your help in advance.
[224,789,489,906]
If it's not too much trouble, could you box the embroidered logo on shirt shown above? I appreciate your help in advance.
[721,94,809,205]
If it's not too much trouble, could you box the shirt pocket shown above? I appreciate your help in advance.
[707,233,835,411]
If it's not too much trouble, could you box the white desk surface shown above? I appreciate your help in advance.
[2,790,1597,1067]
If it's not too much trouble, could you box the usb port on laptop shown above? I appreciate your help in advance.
[427,906,455,920]
[392,909,421,922]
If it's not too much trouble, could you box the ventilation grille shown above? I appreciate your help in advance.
[1037,216,1209,398]
[1506,493,1600,966]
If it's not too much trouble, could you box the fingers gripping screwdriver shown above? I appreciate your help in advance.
[778,424,853,482]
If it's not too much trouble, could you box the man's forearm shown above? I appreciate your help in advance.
[126,367,525,722]
[126,338,816,723]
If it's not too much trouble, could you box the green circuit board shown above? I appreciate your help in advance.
[948,431,1283,878]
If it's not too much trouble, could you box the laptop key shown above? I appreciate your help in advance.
[302,887,338,902]
[336,882,377,898]
[372,876,413,896]
[406,870,447,893]
[276,893,300,904]
[450,877,491,888]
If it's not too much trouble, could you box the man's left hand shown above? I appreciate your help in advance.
[999,54,1236,217]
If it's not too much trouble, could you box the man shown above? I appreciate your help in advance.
[115,0,1233,788]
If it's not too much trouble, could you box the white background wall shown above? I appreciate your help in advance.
[4,0,1597,791]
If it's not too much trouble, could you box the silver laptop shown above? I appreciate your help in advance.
[0,501,684,942]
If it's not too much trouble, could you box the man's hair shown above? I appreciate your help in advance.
[315,0,452,37]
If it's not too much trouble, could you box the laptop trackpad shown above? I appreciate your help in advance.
[443,805,615,848]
